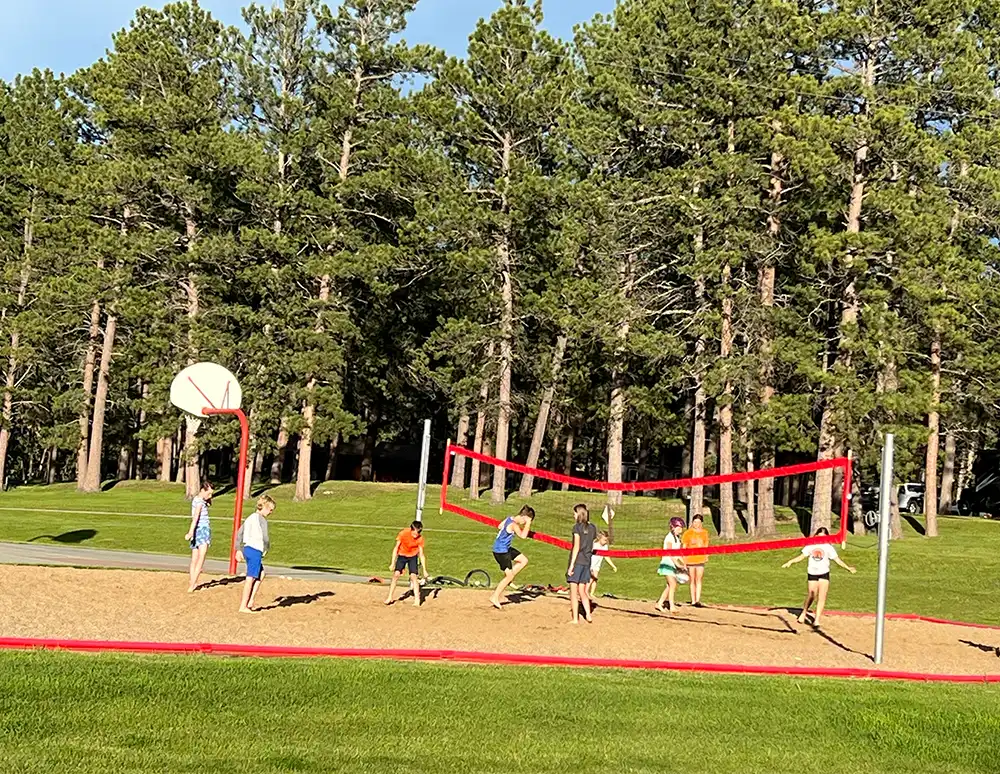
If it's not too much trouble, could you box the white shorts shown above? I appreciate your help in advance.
[591,556,604,574]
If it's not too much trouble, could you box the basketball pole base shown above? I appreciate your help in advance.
[203,408,250,576]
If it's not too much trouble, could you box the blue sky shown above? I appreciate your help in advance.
[0,0,616,82]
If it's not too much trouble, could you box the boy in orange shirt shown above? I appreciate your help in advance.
[385,520,429,607]
[681,514,710,607]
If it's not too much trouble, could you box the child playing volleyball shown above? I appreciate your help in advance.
[681,514,710,607]
[385,520,429,607]
[781,527,856,627]
[235,495,275,613]
[489,505,535,610]
[655,517,687,613]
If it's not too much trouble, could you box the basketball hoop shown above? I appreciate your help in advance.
[170,362,249,575]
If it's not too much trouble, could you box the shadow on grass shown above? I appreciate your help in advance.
[291,565,348,574]
[258,591,335,611]
[27,529,97,544]
[902,514,927,536]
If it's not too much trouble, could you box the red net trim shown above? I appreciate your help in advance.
[441,444,851,558]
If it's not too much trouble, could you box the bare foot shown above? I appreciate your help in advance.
[797,614,807,624]
[490,598,503,610]
[187,586,197,593]
[654,605,666,613]
[384,598,393,606]
[238,607,255,614]
[413,601,421,608]
[584,616,593,623]
[570,618,579,624]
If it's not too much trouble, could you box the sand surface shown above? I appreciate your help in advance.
[2,565,998,675]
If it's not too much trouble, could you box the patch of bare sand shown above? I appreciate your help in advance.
[1,565,998,675]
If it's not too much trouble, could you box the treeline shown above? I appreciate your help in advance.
[2,0,1000,541]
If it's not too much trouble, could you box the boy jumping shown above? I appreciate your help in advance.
[489,505,535,610]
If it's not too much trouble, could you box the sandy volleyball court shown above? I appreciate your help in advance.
[1,565,997,676]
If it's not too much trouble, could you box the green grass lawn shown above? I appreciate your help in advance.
[2,480,1000,624]
[0,651,997,774]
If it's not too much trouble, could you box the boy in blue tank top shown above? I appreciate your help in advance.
[489,505,535,610]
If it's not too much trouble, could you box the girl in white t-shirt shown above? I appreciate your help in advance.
[781,527,856,627]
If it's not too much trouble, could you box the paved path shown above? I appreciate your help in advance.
[0,542,369,583]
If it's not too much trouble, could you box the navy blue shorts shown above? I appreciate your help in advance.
[567,562,591,584]
[244,546,264,580]
[395,554,418,575]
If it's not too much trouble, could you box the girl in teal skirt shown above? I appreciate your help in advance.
[655,517,688,613]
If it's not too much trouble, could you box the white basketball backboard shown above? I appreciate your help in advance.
[170,362,243,422]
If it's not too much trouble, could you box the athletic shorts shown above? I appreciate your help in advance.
[243,546,264,580]
[189,522,211,550]
[493,547,521,572]
[807,572,831,582]
[395,554,418,575]
[567,562,591,584]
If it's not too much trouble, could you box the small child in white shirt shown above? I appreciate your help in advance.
[235,495,275,613]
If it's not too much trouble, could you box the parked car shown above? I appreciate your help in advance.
[897,483,925,514]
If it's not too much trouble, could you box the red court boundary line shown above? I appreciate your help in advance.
[441,444,850,558]
[1,636,997,683]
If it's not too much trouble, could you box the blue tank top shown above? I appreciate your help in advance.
[492,517,515,553]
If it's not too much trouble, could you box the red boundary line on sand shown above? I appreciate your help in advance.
[1,636,997,683]
[440,444,850,558]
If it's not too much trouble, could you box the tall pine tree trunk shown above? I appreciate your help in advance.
[757,138,782,536]
[561,425,575,492]
[741,420,756,536]
[519,334,568,497]
[811,51,874,533]
[490,132,515,507]
[690,275,708,522]
[324,433,340,482]
[956,436,977,502]
[82,314,117,492]
[271,417,289,483]
[77,269,103,489]
[939,430,956,514]
[0,208,33,489]
[719,261,736,538]
[158,436,172,481]
[183,211,201,498]
[607,255,635,508]
[469,343,494,500]
[924,333,941,536]
[451,413,470,488]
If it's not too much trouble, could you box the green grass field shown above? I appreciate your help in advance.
[2,479,999,624]
[1,651,999,774]
[2,482,1000,772]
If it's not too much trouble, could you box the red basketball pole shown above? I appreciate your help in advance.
[202,408,250,575]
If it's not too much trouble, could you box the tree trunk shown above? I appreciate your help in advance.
[607,254,635,508]
[175,425,185,484]
[46,446,58,484]
[76,283,102,488]
[451,413,470,488]
[719,261,736,538]
[956,436,977,502]
[851,475,866,535]
[741,421,756,536]
[490,131,515,507]
[295,396,316,500]
[158,436,172,482]
[890,482,903,540]
[270,417,290,483]
[811,52,873,534]
[82,314,117,492]
[518,334,568,497]
[690,270,708,522]
[324,432,340,482]
[360,428,376,482]
[117,446,131,481]
[757,132,783,536]
[469,344,494,500]
[561,425,575,492]
[924,333,941,536]
[939,431,956,514]
[0,215,33,489]
[134,381,148,479]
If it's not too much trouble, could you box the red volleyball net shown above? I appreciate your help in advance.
[440,444,851,559]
